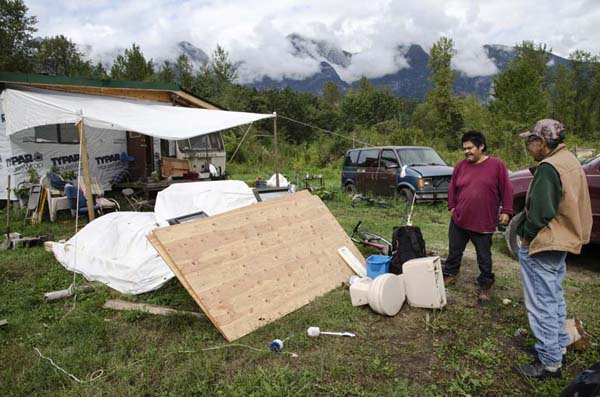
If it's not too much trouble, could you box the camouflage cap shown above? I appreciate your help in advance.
[519,119,565,140]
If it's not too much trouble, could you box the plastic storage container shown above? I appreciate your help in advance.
[366,255,391,279]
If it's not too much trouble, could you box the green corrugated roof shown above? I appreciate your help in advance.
[0,71,180,91]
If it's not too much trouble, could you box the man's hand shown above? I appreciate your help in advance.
[521,239,530,248]
[450,208,455,214]
[498,213,510,225]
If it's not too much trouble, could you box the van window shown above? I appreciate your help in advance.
[356,149,380,167]
[380,149,399,167]
[396,148,446,166]
[343,151,359,166]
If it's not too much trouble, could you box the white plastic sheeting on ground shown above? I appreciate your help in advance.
[1,87,274,139]
[266,173,289,187]
[52,212,173,295]
[153,180,257,225]
[51,181,259,294]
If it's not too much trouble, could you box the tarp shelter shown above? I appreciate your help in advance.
[1,87,274,140]
[0,82,274,204]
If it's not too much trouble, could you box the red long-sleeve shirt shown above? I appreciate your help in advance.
[447,156,513,233]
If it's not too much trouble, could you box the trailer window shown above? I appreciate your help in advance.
[178,133,223,151]
[34,124,79,144]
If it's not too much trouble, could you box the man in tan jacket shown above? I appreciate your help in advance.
[513,119,592,379]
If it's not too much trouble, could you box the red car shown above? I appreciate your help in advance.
[505,154,600,259]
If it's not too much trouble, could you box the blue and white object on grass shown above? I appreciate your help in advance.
[269,339,284,352]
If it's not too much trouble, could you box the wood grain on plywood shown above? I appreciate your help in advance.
[148,190,364,341]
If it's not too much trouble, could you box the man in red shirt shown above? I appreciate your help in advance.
[442,131,513,301]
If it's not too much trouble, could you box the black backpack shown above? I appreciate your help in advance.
[390,226,426,274]
[560,361,600,397]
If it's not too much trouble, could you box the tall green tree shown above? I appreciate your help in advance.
[157,60,176,83]
[175,54,193,89]
[590,59,600,138]
[569,50,598,137]
[550,64,576,130]
[90,61,108,80]
[491,41,550,127]
[210,44,238,84]
[419,36,463,146]
[341,77,399,128]
[110,43,154,81]
[0,0,37,72]
[321,81,341,108]
[191,44,238,98]
[33,35,93,77]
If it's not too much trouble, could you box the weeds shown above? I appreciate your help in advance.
[0,168,598,396]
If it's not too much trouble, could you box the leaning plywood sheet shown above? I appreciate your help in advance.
[148,190,363,341]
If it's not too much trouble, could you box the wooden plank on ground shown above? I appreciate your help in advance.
[148,190,364,341]
[103,299,204,319]
[44,241,54,252]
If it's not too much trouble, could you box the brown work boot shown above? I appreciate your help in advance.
[443,274,457,286]
[477,284,493,302]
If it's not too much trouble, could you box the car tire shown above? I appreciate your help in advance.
[344,183,356,196]
[506,211,525,260]
[398,188,414,203]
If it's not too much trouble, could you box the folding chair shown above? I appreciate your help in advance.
[122,188,154,211]
[88,177,120,214]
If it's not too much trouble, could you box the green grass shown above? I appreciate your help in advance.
[1,170,599,396]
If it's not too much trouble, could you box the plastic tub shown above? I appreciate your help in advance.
[366,255,391,279]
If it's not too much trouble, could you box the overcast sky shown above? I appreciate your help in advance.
[25,0,600,84]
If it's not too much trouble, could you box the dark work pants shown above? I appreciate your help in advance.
[443,219,494,287]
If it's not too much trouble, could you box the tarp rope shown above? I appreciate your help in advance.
[228,122,254,163]
[277,114,374,147]
[60,122,84,320]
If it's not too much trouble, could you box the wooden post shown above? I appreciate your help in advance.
[6,175,10,239]
[77,121,95,221]
[273,112,280,188]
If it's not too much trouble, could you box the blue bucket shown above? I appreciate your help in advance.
[366,255,391,279]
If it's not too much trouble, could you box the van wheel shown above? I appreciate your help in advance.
[505,211,525,260]
[344,183,356,196]
[397,188,414,203]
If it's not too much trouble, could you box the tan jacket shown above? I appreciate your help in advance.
[529,144,592,255]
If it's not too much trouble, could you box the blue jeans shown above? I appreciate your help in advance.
[518,247,569,368]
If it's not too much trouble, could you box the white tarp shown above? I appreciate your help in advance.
[266,173,289,187]
[52,180,258,294]
[52,212,171,295]
[154,180,257,225]
[1,87,274,139]
[0,98,127,199]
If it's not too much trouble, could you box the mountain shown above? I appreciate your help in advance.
[78,36,570,100]
[249,62,349,94]
[363,44,433,100]
[177,41,209,68]
[287,33,353,67]
[249,36,570,100]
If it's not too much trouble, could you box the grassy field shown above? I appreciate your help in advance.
[1,167,599,396]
